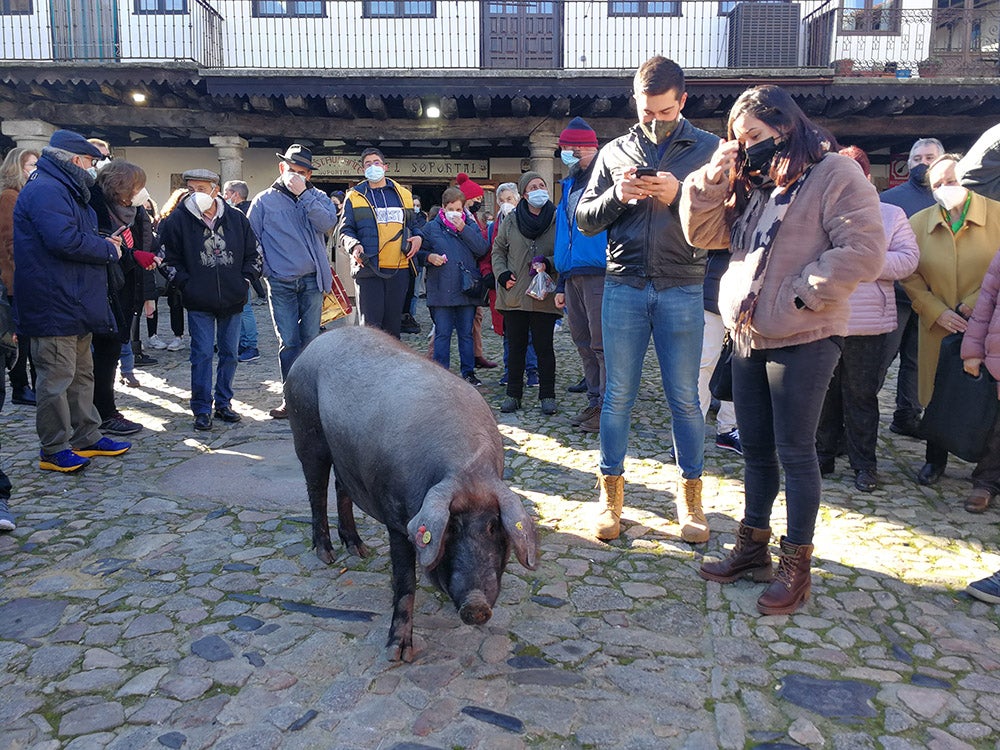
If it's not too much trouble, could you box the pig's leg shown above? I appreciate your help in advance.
[299,445,336,565]
[386,529,418,662]
[334,479,369,558]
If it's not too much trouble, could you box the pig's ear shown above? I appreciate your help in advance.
[497,487,538,570]
[407,478,455,569]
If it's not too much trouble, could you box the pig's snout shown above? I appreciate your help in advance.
[459,590,493,626]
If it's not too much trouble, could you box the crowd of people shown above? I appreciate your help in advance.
[1,55,999,611]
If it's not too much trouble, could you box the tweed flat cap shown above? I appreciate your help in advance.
[181,168,221,184]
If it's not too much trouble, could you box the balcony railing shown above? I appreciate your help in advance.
[0,0,997,76]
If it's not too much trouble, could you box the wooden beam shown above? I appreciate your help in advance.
[587,97,611,116]
[1,100,991,145]
[403,96,422,118]
[473,94,491,116]
[325,96,355,119]
[248,94,274,113]
[365,95,388,120]
[283,94,310,113]
[824,97,872,119]
[550,97,570,118]
[865,97,915,117]
[439,96,458,119]
[511,96,531,117]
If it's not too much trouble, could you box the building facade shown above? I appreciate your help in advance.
[2,0,998,206]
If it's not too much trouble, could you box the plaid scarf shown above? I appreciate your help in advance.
[730,166,813,357]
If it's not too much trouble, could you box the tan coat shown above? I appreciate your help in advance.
[491,210,560,315]
[901,191,1000,405]
[681,153,886,350]
[0,187,18,295]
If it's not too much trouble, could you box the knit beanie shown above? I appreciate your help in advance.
[456,173,485,201]
[518,171,544,196]
[558,116,598,148]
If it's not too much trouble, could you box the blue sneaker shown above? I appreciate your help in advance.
[76,437,131,458]
[526,370,539,387]
[499,373,508,386]
[966,570,1000,604]
[238,347,260,362]
[39,449,91,473]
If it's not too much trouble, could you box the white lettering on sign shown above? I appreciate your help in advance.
[311,156,489,179]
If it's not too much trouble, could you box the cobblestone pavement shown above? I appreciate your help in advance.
[1,300,999,750]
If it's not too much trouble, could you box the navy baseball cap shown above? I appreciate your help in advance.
[49,130,104,159]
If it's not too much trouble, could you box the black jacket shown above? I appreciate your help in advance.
[159,198,261,317]
[576,118,719,289]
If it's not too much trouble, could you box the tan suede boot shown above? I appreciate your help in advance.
[677,476,709,543]
[594,474,624,541]
[756,537,814,615]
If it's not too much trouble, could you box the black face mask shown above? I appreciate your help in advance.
[468,201,482,214]
[745,137,781,174]
[909,163,929,187]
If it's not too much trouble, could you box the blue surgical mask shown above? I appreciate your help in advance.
[561,150,580,167]
[86,166,98,180]
[526,189,549,208]
[364,164,385,182]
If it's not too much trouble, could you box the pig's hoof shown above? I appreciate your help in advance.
[314,546,336,565]
[347,541,370,559]
[387,639,415,663]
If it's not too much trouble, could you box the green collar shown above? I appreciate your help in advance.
[941,192,973,234]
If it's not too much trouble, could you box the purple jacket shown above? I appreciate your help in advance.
[846,203,920,336]
[961,247,1000,382]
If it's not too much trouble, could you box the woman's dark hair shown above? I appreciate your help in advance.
[96,160,146,206]
[726,85,837,216]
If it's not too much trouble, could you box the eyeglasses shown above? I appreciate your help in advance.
[364,160,385,167]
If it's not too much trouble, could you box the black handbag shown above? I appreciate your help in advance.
[459,263,489,306]
[918,333,999,463]
[709,334,734,402]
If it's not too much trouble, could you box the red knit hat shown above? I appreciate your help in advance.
[558,117,598,148]
[456,173,484,201]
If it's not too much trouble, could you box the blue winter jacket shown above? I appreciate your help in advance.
[554,161,607,294]
[248,181,337,293]
[416,212,488,307]
[12,153,118,337]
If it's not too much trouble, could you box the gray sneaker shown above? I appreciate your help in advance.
[0,497,15,532]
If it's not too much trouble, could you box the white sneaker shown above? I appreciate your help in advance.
[147,334,168,350]
[167,336,185,351]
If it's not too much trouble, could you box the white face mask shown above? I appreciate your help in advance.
[444,210,463,224]
[282,170,305,189]
[131,187,151,207]
[190,192,215,213]
[498,202,515,217]
[933,185,968,211]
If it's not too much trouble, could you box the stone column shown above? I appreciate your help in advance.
[209,135,248,185]
[528,133,559,194]
[1,119,56,152]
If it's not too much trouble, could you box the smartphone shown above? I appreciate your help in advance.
[109,225,127,238]
[634,167,659,178]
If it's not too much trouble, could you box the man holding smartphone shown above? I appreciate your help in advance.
[577,56,719,543]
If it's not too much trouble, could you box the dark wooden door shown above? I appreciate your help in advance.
[482,1,561,69]
[50,0,118,61]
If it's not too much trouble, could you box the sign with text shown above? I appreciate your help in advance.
[311,156,489,180]
[889,154,910,187]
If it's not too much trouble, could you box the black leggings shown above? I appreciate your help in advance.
[502,310,558,400]
[91,334,122,421]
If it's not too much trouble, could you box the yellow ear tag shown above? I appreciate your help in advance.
[422,530,432,545]
[515,521,523,531]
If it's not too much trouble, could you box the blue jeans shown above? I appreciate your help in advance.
[188,310,240,416]
[734,337,841,545]
[266,274,323,381]
[239,293,258,351]
[119,342,134,375]
[430,305,476,376]
[600,280,704,479]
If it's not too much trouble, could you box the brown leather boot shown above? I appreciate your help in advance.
[594,474,624,541]
[677,477,709,543]
[700,522,773,583]
[756,536,814,615]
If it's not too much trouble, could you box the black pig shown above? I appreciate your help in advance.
[284,326,538,661]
